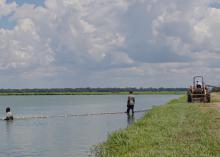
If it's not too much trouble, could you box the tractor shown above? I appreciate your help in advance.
[187,76,211,103]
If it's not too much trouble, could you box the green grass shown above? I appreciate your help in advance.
[94,96,220,157]
[0,91,184,96]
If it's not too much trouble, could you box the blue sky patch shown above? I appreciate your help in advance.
[209,2,220,9]
[6,0,45,6]
[0,13,16,29]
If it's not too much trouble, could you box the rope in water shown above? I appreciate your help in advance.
[51,109,149,118]
[1,109,149,120]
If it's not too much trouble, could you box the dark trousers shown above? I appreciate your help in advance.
[4,116,13,120]
[127,105,134,114]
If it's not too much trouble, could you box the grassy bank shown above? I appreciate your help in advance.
[95,95,220,157]
[0,91,184,96]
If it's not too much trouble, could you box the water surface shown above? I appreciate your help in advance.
[0,95,179,157]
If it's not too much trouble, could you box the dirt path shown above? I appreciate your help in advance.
[199,92,220,109]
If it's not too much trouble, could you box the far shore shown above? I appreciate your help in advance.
[0,91,185,96]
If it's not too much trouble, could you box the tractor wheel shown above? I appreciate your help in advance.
[187,93,192,103]
[206,93,211,103]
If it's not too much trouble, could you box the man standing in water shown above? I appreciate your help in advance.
[4,107,13,120]
[127,91,135,115]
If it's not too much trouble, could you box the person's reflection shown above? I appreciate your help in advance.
[5,120,13,140]
[6,120,13,131]
[127,114,135,127]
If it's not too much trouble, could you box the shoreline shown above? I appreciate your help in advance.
[0,91,184,96]
[94,93,220,157]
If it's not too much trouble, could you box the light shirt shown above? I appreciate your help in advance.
[6,111,13,118]
[128,94,135,106]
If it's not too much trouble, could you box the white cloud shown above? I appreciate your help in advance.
[0,0,220,88]
[0,17,54,70]
[0,0,16,17]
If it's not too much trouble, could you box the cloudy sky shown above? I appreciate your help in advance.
[0,0,220,88]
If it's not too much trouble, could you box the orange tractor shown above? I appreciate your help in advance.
[187,76,211,103]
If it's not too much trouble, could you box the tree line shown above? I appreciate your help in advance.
[0,87,187,93]
[212,87,220,92]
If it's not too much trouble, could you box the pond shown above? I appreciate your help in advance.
[0,95,179,157]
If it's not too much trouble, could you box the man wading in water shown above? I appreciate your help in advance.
[127,91,135,115]
[4,107,13,120]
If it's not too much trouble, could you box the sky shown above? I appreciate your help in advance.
[0,0,220,88]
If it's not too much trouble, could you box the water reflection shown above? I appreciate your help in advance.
[5,120,13,132]
[5,120,13,146]
[127,114,135,127]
